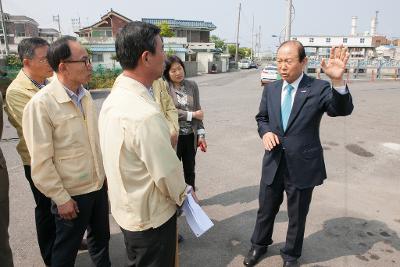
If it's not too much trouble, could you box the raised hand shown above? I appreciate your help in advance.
[321,45,350,85]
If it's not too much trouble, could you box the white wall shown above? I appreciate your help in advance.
[294,36,373,47]
[197,52,214,73]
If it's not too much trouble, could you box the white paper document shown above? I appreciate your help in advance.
[182,193,214,237]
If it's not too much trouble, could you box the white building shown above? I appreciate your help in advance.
[292,35,375,59]
[292,13,389,60]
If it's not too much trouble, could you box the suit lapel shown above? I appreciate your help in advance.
[286,74,312,131]
[270,80,284,134]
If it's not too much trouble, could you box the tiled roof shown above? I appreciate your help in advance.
[5,13,39,25]
[142,18,216,31]
[39,28,60,34]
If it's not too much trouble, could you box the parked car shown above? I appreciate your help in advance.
[260,65,280,86]
[238,59,251,69]
[249,61,258,69]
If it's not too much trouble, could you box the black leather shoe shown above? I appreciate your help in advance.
[243,246,267,266]
[283,260,299,267]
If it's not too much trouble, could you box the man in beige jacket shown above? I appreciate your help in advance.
[99,22,189,267]
[23,36,110,266]
[5,37,55,265]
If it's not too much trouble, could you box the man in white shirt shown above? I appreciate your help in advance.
[98,22,188,267]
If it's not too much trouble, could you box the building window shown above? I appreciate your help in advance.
[92,29,112,38]
[309,37,314,43]
[92,53,104,63]
[326,37,331,43]
[343,38,348,43]
[15,23,26,37]
[360,38,365,43]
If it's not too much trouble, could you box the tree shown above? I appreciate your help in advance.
[210,35,226,51]
[5,54,22,69]
[227,45,253,59]
[159,22,175,37]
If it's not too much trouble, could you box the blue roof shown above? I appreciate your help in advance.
[85,43,186,53]
[86,44,115,52]
[142,18,216,31]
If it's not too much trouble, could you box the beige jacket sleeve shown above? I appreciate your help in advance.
[5,88,33,132]
[22,98,71,205]
[152,79,179,134]
[132,113,186,205]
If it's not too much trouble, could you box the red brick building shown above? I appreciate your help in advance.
[77,9,132,38]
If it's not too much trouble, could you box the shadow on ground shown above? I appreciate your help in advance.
[200,185,259,207]
[76,185,400,266]
[300,217,400,265]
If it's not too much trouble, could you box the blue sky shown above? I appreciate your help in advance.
[5,0,399,51]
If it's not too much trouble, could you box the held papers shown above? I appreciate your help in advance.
[182,193,214,237]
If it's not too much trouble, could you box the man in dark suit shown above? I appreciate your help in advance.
[243,41,354,267]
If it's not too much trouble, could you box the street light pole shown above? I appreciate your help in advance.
[0,0,9,56]
[285,0,292,41]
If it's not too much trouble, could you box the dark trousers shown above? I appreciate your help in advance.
[176,133,196,189]
[51,185,110,267]
[251,156,314,262]
[0,157,13,267]
[24,165,55,266]
[121,214,177,267]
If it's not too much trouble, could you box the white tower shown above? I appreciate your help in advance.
[351,16,358,36]
[370,11,379,36]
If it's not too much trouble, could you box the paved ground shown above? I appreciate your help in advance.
[2,69,400,266]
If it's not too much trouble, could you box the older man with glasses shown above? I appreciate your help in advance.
[22,36,110,267]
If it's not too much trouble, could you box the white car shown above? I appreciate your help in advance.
[260,65,280,85]
[238,59,251,69]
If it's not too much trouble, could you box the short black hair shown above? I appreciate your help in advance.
[278,40,306,62]
[115,21,161,70]
[47,35,77,72]
[163,55,186,82]
[17,37,49,61]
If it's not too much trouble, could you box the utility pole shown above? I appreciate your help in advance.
[72,17,81,33]
[250,14,254,60]
[235,2,241,63]
[53,15,61,35]
[258,25,261,59]
[285,0,293,41]
[0,0,9,56]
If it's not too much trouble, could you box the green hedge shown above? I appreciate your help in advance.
[88,65,122,89]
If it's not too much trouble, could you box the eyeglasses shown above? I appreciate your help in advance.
[63,57,91,67]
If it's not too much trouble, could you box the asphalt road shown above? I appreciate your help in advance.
[2,69,400,266]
